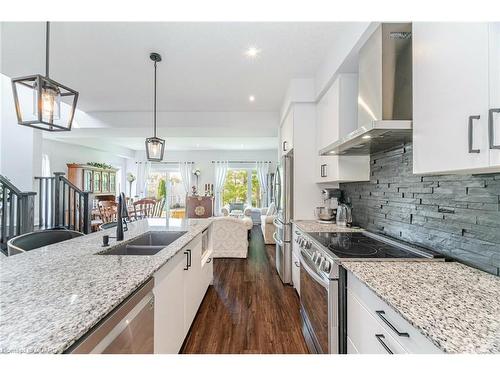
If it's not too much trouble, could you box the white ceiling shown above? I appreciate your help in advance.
[1,22,364,112]
[1,22,365,153]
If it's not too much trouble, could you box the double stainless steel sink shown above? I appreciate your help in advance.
[98,231,187,256]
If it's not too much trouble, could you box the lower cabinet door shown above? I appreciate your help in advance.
[154,251,186,354]
[184,236,204,333]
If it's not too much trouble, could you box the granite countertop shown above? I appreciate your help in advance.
[293,220,364,233]
[342,261,500,353]
[0,218,212,354]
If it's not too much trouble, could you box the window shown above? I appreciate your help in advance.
[251,170,261,207]
[222,169,262,208]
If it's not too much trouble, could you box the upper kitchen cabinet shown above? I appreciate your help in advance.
[489,23,500,167]
[413,22,500,174]
[315,74,370,183]
[316,74,358,151]
[280,107,294,155]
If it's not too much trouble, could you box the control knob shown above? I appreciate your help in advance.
[322,261,331,273]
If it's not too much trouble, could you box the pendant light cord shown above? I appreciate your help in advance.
[45,21,50,78]
[153,60,157,138]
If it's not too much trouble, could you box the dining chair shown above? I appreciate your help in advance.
[132,198,157,220]
[98,200,118,223]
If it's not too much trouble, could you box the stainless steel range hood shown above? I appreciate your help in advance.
[320,23,413,156]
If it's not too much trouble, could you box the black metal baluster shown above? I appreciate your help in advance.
[8,191,14,239]
[16,195,21,236]
[38,178,43,229]
[1,186,7,245]
[73,189,77,231]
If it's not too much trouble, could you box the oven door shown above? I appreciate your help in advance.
[299,250,330,354]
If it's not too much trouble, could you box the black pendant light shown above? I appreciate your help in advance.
[145,52,165,161]
[11,22,79,131]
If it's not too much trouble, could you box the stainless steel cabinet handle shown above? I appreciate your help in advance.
[468,115,481,153]
[183,251,189,270]
[375,310,410,337]
[375,334,394,354]
[187,249,192,268]
[489,108,500,149]
[320,164,327,178]
[283,141,288,152]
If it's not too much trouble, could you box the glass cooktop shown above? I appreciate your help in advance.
[306,231,431,259]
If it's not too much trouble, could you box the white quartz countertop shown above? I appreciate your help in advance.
[342,261,500,353]
[0,218,212,354]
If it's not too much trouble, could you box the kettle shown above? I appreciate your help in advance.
[336,203,352,227]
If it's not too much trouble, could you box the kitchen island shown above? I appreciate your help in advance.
[0,218,212,354]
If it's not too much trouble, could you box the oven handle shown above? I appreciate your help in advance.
[299,251,329,289]
[273,232,283,246]
[273,218,283,229]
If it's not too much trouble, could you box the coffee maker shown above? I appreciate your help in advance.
[314,188,341,223]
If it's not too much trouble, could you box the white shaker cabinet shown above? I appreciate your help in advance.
[413,22,500,174]
[315,74,369,183]
[153,232,212,354]
[489,23,500,167]
[280,108,294,156]
[153,247,187,354]
[183,235,205,333]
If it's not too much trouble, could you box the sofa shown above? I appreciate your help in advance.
[211,216,253,258]
[260,204,276,245]
[221,203,252,217]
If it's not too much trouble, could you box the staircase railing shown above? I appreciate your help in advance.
[35,172,91,234]
[0,175,36,251]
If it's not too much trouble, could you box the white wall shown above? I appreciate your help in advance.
[0,74,42,191]
[128,149,278,198]
[42,139,130,193]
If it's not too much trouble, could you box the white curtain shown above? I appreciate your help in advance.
[179,162,193,195]
[214,161,229,216]
[256,161,269,208]
[136,161,151,198]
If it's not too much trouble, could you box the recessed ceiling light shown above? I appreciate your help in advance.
[362,135,372,139]
[249,95,255,102]
[244,46,261,58]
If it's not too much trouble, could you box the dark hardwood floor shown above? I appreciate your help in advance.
[181,226,309,354]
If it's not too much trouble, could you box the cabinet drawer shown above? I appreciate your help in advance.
[348,271,442,353]
[347,290,407,354]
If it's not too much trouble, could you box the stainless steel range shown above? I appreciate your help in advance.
[295,228,445,354]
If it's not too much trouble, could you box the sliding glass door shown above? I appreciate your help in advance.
[145,165,186,219]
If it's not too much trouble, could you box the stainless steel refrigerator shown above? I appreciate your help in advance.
[273,150,293,284]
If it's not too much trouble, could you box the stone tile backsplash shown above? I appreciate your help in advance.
[340,143,500,275]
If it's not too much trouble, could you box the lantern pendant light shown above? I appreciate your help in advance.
[145,52,166,161]
[11,22,79,131]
